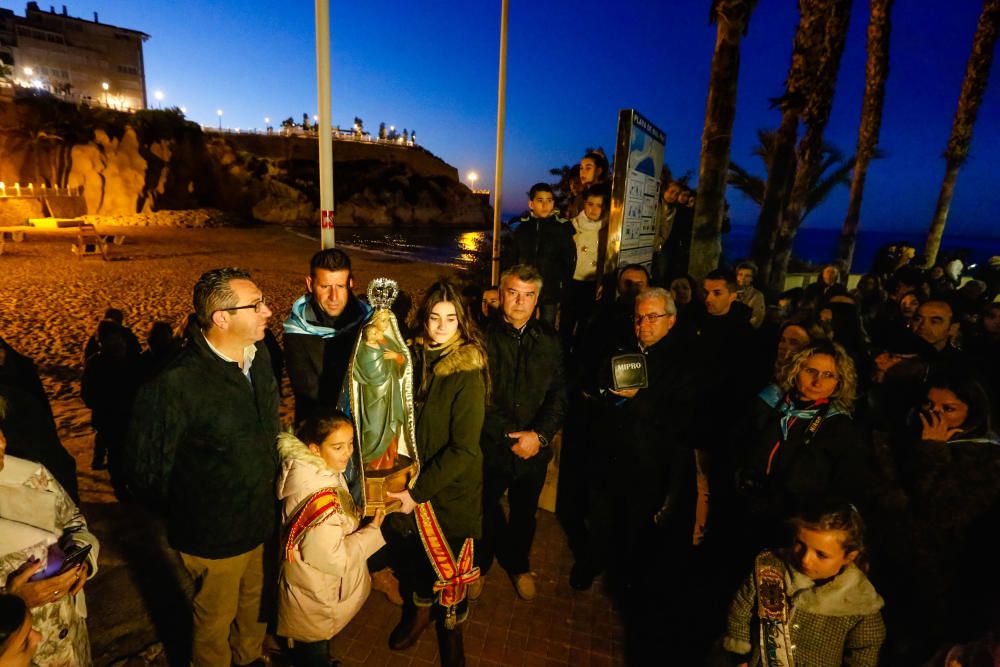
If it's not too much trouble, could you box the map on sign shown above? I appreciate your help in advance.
[618,113,665,266]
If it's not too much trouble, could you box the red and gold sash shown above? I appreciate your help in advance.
[414,501,479,621]
[284,488,345,562]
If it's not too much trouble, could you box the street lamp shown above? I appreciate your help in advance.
[180,106,187,115]
[467,172,479,190]
[153,90,164,108]
[101,81,109,106]
[217,109,223,130]
[23,67,33,76]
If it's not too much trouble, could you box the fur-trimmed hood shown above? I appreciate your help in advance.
[786,559,884,616]
[432,342,486,376]
[275,431,347,503]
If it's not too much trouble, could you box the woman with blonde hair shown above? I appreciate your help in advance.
[734,341,875,554]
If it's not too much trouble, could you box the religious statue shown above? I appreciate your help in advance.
[353,310,406,470]
[347,278,419,516]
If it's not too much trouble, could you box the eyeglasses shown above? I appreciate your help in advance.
[634,312,670,325]
[224,297,268,314]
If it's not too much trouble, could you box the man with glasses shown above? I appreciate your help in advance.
[477,264,567,601]
[126,267,281,667]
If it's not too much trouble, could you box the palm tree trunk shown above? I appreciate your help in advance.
[750,109,798,286]
[839,0,894,272]
[690,0,757,279]
[750,0,830,286]
[924,0,1000,267]
[769,0,853,290]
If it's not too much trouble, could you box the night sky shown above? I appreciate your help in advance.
[6,0,999,234]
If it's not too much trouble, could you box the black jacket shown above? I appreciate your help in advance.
[410,343,487,540]
[481,317,567,468]
[503,214,576,305]
[126,324,281,558]
[283,295,368,425]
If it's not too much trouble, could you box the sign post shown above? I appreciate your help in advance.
[315,0,335,249]
[603,109,666,278]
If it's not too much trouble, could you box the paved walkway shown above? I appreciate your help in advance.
[330,508,626,667]
[85,491,626,667]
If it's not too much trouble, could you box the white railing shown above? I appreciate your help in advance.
[0,182,84,198]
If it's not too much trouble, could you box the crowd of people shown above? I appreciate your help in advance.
[1,151,999,666]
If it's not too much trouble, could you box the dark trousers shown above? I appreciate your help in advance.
[289,639,329,667]
[478,453,549,575]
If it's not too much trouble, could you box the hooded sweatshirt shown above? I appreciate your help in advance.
[275,432,385,642]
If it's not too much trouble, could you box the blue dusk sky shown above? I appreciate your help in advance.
[4,0,999,235]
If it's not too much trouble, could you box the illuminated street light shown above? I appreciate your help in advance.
[467,172,479,190]
[23,67,33,76]
[264,116,270,125]
[217,109,223,130]
[154,90,164,108]
[180,106,187,114]
[101,81,109,106]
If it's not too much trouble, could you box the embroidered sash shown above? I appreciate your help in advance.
[414,501,479,628]
[755,551,794,667]
[283,488,346,562]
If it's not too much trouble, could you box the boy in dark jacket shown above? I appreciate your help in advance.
[503,183,576,326]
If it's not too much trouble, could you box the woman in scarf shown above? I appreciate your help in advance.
[385,281,488,667]
[734,341,875,555]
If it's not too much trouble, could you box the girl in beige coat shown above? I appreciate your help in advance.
[276,413,384,667]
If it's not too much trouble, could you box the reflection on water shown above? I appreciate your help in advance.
[337,228,492,269]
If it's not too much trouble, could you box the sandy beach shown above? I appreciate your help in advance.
[0,223,452,501]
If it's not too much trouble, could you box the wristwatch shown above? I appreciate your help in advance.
[537,433,549,448]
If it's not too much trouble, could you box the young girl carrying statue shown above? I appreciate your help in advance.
[276,412,385,667]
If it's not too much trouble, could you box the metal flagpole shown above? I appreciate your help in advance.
[315,0,335,248]
[490,0,509,285]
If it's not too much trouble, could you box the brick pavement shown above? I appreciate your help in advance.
[328,508,627,667]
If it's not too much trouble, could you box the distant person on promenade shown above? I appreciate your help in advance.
[126,268,281,667]
[284,249,372,427]
[503,184,576,326]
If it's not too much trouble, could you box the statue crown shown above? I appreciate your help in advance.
[368,277,399,310]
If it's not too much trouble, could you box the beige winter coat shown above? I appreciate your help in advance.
[275,433,385,643]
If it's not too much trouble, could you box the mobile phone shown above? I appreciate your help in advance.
[55,544,92,576]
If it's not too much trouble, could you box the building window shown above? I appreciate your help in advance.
[117,64,138,75]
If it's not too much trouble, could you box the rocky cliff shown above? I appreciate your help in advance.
[0,95,490,228]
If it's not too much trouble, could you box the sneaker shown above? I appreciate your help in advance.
[468,575,485,600]
[371,568,404,606]
[513,572,536,601]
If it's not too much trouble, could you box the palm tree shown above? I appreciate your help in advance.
[768,0,853,289]
[924,0,1000,267]
[750,0,832,285]
[729,130,858,224]
[689,0,758,279]
[838,0,894,271]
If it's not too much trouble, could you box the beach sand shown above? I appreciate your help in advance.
[0,224,453,502]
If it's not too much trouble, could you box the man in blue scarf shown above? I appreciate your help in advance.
[283,249,372,426]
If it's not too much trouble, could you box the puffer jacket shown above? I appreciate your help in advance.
[275,432,385,643]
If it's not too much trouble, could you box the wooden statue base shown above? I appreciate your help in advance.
[363,455,416,516]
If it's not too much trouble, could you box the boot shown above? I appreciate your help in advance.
[388,601,432,650]
[435,618,465,667]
